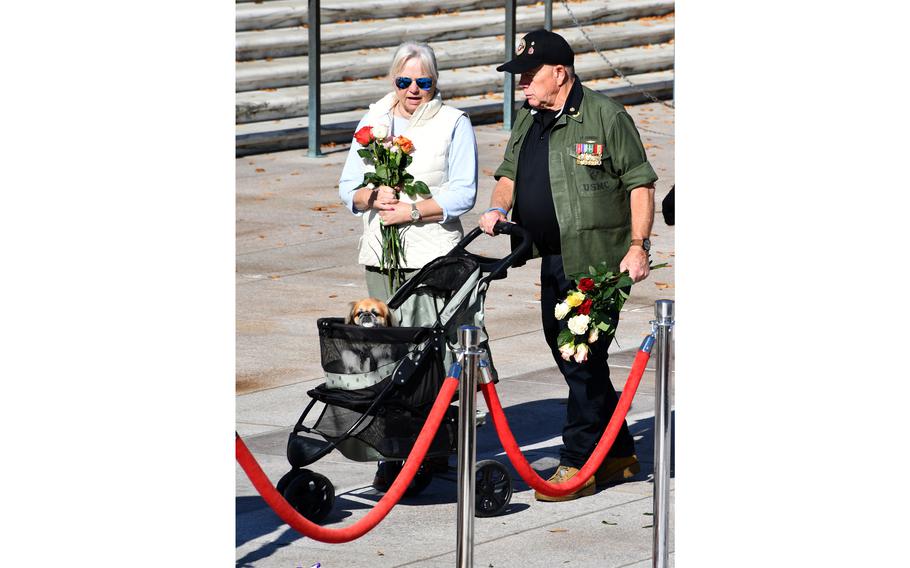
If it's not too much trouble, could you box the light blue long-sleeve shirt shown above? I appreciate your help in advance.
[338,112,478,222]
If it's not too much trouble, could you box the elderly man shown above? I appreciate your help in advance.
[479,30,658,501]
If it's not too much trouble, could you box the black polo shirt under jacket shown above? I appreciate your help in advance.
[514,79,584,257]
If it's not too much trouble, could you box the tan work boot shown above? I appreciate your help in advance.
[595,455,641,486]
[534,465,595,502]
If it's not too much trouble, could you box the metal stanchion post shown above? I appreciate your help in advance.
[544,0,553,31]
[456,325,481,568]
[503,0,516,130]
[307,0,322,157]
[652,300,674,568]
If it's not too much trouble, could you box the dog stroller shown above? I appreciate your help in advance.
[275,223,531,523]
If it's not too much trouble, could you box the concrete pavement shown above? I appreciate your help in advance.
[236,100,675,567]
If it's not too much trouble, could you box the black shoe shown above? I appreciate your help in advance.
[372,460,401,492]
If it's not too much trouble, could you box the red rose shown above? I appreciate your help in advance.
[578,278,595,293]
[577,298,593,315]
[354,126,374,146]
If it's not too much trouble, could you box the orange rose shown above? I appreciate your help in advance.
[393,135,414,154]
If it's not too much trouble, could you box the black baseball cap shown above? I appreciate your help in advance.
[496,29,575,74]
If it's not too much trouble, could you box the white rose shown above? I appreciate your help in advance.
[559,343,575,361]
[554,302,570,320]
[573,343,589,363]
[567,314,590,335]
[372,124,388,139]
[391,146,400,153]
[588,328,599,344]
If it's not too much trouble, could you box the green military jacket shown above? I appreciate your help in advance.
[494,85,658,277]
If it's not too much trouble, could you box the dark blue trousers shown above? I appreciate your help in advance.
[539,255,636,468]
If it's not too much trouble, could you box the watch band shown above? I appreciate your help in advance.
[631,238,651,252]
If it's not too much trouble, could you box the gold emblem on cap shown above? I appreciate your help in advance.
[516,39,526,56]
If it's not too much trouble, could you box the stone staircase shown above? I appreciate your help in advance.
[235,0,675,156]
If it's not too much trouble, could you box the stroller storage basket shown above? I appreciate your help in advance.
[305,317,455,460]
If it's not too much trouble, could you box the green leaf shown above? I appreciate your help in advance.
[357,148,372,160]
[411,180,431,196]
[557,328,574,346]
[374,164,389,179]
[596,321,611,331]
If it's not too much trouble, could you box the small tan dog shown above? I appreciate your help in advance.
[338,298,396,377]
[345,297,395,328]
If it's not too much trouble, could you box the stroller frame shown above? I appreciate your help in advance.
[278,223,531,521]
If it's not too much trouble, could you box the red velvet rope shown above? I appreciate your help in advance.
[481,348,650,496]
[236,376,459,543]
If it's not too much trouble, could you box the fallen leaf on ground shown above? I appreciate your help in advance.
[602,520,618,525]
[255,168,266,173]
[549,528,568,533]
[654,282,673,289]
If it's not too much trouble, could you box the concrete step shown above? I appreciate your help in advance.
[235,69,674,156]
[236,16,674,91]
[235,0,674,60]
[236,0,540,31]
[236,42,674,123]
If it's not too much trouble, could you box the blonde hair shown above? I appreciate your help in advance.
[388,42,439,92]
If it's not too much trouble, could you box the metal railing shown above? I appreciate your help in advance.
[308,0,322,157]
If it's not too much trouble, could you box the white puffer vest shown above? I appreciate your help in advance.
[357,92,466,269]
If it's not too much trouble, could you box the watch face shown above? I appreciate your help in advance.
[642,238,651,251]
[410,208,420,220]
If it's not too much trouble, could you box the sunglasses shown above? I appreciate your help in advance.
[395,76,434,91]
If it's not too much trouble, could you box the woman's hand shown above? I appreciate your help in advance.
[374,185,399,209]
[377,201,412,225]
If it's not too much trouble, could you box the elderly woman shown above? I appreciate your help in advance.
[338,41,478,300]
[337,41,479,491]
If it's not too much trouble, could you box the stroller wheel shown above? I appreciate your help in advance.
[275,468,305,495]
[282,469,335,523]
[475,460,512,517]
[374,461,434,497]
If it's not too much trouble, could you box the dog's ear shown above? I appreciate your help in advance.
[344,301,357,324]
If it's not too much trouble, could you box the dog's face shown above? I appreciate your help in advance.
[345,298,393,328]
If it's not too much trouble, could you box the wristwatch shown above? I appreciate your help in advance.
[631,238,651,252]
[410,203,421,222]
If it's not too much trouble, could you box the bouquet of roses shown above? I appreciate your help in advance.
[353,124,431,290]
[555,261,667,363]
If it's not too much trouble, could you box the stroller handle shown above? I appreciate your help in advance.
[452,221,532,281]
